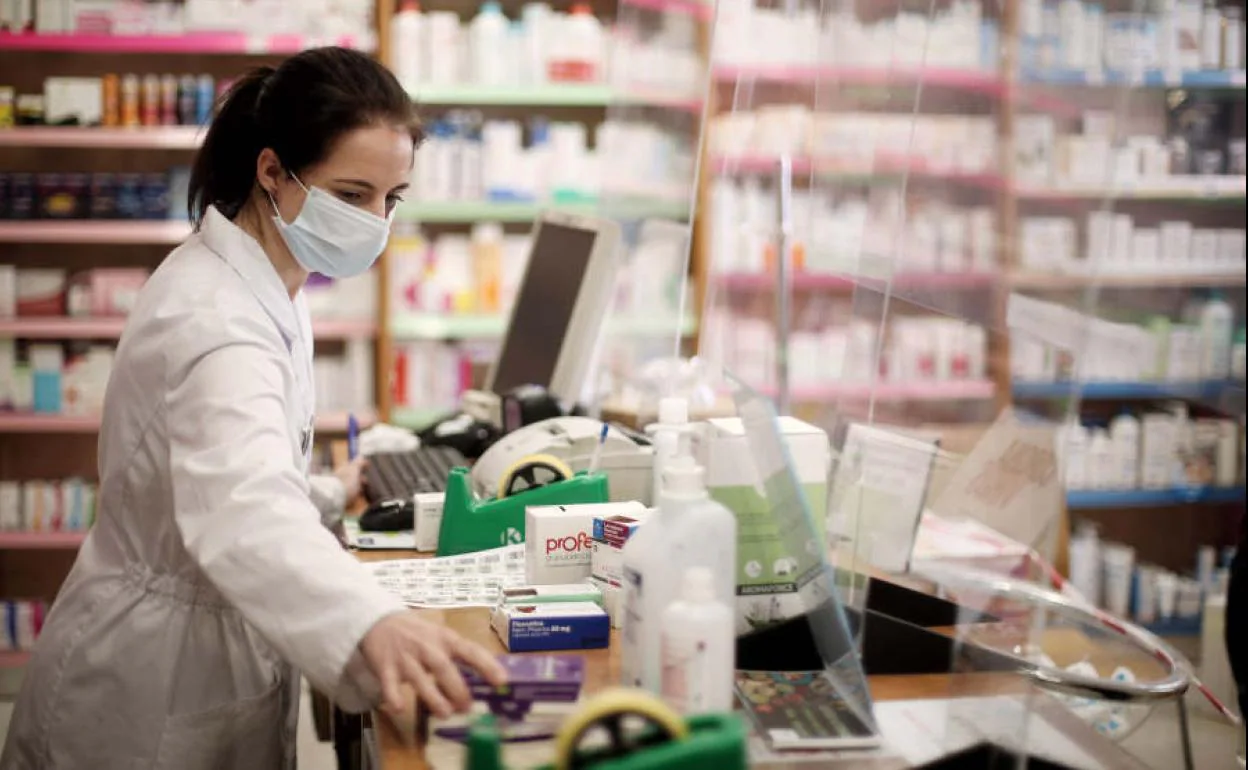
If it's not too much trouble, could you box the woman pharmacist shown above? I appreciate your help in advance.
[1,48,505,770]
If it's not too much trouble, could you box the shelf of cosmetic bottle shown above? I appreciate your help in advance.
[619,0,714,21]
[390,313,697,340]
[0,651,32,669]
[409,83,703,112]
[764,379,997,403]
[1020,68,1247,90]
[1015,176,1247,202]
[0,31,367,54]
[394,198,689,224]
[0,316,376,340]
[1008,271,1247,289]
[0,410,374,433]
[1066,486,1246,510]
[1012,380,1240,401]
[0,531,89,549]
[714,270,998,292]
[0,220,192,245]
[0,126,204,149]
[711,64,1005,95]
[708,154,1008,189]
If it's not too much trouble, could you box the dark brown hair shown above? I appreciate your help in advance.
[188,46,421,226]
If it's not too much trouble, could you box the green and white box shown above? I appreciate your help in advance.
[691,417,829,633]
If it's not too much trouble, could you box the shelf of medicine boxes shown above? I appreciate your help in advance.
[390,312,698,341]
[1013,176,1247,202]
[410,84,703,113]
[1019,68,1247,90]
[0,126,204,150]
[709,154,1010,191]
[1007,271,1247,290]
[1011,380,1242,401]
[394,198,691,225]
[761,380,997,404]
[0,31,369,55]
[0,532,89,550]
[0,221,192,245]
[714,270,1000,293]
[710,64,1009,97]
[0,410,374,434]
[1066,486,1247,510]
[0,316,376,340]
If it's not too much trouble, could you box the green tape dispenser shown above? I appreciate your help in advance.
[436,453,609,557]
[464,688,747,770]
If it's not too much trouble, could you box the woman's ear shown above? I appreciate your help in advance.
[255,148,285,199]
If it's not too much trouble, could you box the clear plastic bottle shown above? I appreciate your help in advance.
[1200,290,1234,380]
[620,455,736,694]
[661,567,735,715]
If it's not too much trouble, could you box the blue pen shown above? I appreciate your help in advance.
[347,413,360,461]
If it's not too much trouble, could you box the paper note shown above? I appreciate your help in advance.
[365,545,527,608]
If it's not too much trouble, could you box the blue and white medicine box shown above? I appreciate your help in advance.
[490,601,610,652]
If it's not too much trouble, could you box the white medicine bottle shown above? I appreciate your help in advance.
[661,567,735,715]
[470,1,510,86]
[620,454,736,695]
[644,396,690,506]
[391,0,424,91]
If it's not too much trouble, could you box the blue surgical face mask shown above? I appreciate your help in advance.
[269,174,393,279]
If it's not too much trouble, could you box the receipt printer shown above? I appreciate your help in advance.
[471,417,655,506]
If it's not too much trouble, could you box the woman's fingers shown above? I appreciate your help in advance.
[424,648,472,713]
[449,633,509,687]
[377,660,404,714]
[400,654,453,719]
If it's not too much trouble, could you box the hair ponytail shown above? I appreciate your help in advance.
[187,47,421,229]
[188,66,275,226]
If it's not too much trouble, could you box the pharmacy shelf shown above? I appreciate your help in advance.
[390,406,451,430]
[0,221,191,245]
[0,532,89,549]
[709,155,1007,190]
[1016,177,1247,202]
[619,0,714,21]
[1012,380,1238,401]
[391,313,697,340]
[0,316,375,339]
[768,380,997,403]
[1066,487,1246,510]
[0,31,365,54]
[412,84,613,106]
[0,651,32,669]
[0,411,373,434]
[395,199,688,224]
[711,65,1005,96]
[1139,617,1202,638]
[0,126,204,149]
[1009,271,1247,290]
[1021,69,1247,89]
[715,271,997,292]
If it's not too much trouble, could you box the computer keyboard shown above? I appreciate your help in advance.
[364,446,467,503]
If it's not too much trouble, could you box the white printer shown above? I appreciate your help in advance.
[471,417,655,505]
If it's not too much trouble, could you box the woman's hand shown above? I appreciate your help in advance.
[335,457,368,504]
[359,611,508,718]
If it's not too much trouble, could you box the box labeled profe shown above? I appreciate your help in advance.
[693,417,829,632]
[491,602,610,652]
[525,501,645,585]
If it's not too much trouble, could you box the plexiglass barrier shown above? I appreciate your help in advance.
[696,0,1244,766]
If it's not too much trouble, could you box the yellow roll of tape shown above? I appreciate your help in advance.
[553,688,689,770]
[496,453,574,499]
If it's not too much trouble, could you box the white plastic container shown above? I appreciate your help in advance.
[1109,412,1140,490]
[1199,291,1234,380]
[1062,419,1090,490]
[470,1,509,86]
[391,0,424,91]
[1068,521,1102,607]
[1089,428,1115,491]
[1155,569,1178,619]
[645,396,689,506]
[1102,542,1135,617]
[425,11,462,85]
[520,3,553,84]
[550,3,603,82]
[660,567,735,715]
[620,455,737,694]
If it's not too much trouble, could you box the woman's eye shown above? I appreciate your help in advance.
[385,195,404,212]
[336,190,364,203]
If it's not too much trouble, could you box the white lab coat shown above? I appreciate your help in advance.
[0,207,406,770]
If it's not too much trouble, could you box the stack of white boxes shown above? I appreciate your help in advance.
[589,506,653,628]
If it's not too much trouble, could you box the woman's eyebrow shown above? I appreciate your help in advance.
[390,182,411,194]
[332,178,375,190]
